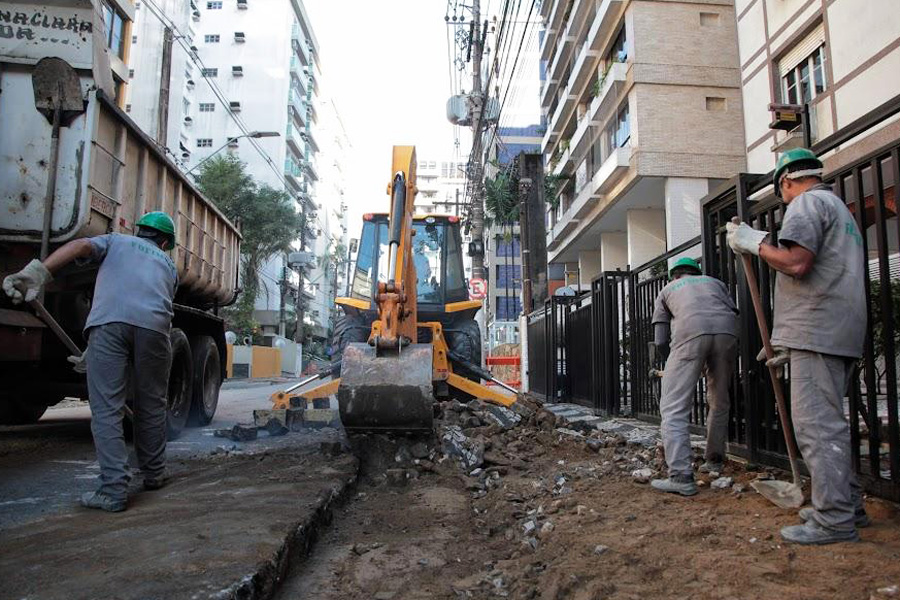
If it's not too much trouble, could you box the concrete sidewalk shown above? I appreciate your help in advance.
[1,442,358,600]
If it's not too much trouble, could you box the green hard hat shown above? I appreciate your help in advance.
[773,148,823,197]
[669,257,701,278]
[136,211,176,245]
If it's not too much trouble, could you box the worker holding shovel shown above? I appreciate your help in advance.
[726,148,869,545]
[649,257,739,497]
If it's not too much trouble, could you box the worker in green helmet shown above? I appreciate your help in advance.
[3,211,179,513]
[726,147,868,545]
[649,256,739,497]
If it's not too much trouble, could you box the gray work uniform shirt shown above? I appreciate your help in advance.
[770,184,866,358]
[83,234,179,337]
[652,275,738,349]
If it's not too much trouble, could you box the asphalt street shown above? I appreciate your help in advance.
[0,377,330,530]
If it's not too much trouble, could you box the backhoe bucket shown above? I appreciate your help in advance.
[337,343,434,433]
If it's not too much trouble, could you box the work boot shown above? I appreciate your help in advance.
[651,474,698,497]
[798,507,870,528]
[780,521,859,545]
[80,491,126,513]
[143,473,169,491]
[699,460,724,474]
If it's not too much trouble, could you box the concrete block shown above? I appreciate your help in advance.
[303,408,339,429]
[287,407,306,431]
[214,423,258,442]
[312,398,330,409]
[253,409,287,429]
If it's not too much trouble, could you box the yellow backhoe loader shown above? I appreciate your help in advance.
[271,146,516,433]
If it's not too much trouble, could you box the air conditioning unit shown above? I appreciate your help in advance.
[229,101,241,111]
[190,45,199,53]
[192,10,200,20]
[237,0,247,8]
[184,116,193,124]
[186,79,195,87]
[227,137,239,147]
[234,32,246,43]
[232,65,243,76]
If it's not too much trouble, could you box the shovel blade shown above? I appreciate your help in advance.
[751,479,805,509]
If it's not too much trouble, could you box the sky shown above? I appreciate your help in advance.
[305,0,542,228]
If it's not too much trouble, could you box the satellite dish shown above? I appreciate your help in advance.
[554,286,577,297]
[273,337,287,348]
[225,331,237,344]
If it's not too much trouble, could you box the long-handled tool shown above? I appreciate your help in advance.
[733,220,804,509]
[28,299,135,422]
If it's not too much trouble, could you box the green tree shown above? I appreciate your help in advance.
[195,155,306,341]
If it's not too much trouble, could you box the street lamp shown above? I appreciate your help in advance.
[185,130,280,175]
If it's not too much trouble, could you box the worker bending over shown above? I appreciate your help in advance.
[650,257,738,497]
[3,212,178,513]
[727,148,868,545]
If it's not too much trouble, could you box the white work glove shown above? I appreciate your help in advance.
[726,221,768,256]
[2,259,53,304]
[756,346,789,378]
[67,353,87,375]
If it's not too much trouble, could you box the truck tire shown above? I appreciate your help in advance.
[189,335,221,426]
[0,392,48,425]
[166,328,193,439]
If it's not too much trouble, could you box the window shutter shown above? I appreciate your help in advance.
[778,22,825,77]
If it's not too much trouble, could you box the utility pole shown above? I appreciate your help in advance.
[278,259,287,338]
[518,171,533,315]
[468,0,487,280]
[156,27,173,147]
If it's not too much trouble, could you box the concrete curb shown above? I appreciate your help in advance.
[214,456,360,600]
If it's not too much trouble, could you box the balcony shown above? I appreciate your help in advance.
[284,158,303,187]
[289,89,307,126]
[543,0,571,67]
[588,0,625,55]
[547,145,631,250]
[292,23,311,66]
[303,159,318,181]
[286,123,305,155]
[543,81,578,154]
[301,127,318,153]
[569,61,627,161]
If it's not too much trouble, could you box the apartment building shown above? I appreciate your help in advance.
[540,0,745,284]
[415,158,468,216]
[735,0,900,174]
[192,0,320,338]
[126,0,196,156]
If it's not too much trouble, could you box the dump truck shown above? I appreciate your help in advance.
[0,2,241,435]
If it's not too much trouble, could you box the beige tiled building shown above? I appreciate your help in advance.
[540,0,746,284]
[735,0,900,174]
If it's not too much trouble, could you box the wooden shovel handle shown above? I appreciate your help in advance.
[735,236,803,477]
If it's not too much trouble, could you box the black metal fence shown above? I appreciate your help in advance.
[525,131,900,501]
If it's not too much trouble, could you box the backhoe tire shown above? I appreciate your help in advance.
[332,313,370,359]
[166,328,193,440]
[188,335,221,426]
[447,319,482,379]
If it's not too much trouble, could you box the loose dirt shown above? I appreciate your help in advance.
[277,398,900,600]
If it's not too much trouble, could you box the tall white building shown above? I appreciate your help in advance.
[307,96,352,345]
[191,0,320,340]
[415,158,468,216]
[126,0,197,160]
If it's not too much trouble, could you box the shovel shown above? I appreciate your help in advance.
[733,221,804,509]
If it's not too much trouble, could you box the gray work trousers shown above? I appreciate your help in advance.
[660,334,737,478]
[790,350,863,532]
[86,322,171,501]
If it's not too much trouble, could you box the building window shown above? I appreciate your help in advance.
[237,0,248,8]
[495,296,522,321]
[605,26,627,66]
[197,138,213,148]
[234,32,246,43]
[496,265,521,288]
[204,34,220,43]
[201,68,218,77]
[100,1,127,59]
[699,12,720,26]
[495,236,521,257]
[706,97,726,112]
[129,69,134,78]
[207,1,222,7]
[199,103,215,112]
[782,45,827,105]
[232,65,244,76]
[125,104,132,113]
